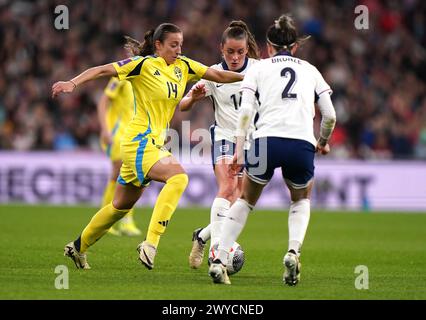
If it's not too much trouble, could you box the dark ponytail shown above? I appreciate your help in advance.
[222,20,260,59]
[124,29,155,56]
[124,23,181,57]
[266,14,310,52]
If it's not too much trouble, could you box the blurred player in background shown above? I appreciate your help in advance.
[52,23,244,270]
[209,14,336,285]
[178,20,260,269]
[97,50,141,236]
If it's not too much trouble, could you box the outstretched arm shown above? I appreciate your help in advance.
[202,67,243,83]
[52,64,117,98]
[179,83,207,112]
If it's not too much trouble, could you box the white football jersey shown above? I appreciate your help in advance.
[197,57,258,143]
[241,53,332,146]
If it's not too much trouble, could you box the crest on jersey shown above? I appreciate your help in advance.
[220,144,230,153]
[174,66,182,81]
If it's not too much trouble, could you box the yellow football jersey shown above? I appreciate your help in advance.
[103,77,134,136]
[100,77,134,160]
[112,55,208,145]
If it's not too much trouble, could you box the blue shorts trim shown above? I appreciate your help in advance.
[117,175,127,185]
[245,137,315,186]
[131,125,152,185]
[135,138,148,184]
[106,143,112,157]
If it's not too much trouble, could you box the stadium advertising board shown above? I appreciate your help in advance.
[0,152,425,211]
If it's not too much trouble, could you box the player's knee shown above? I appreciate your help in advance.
[288,180,313,201]
[167,173,189,194]
[112,194,136,211]
[217,185,235,201]
[290,189,310,202]
[239,192,257,207]
[112,199,131,211]
[217,177,238,201]
[110,202,131,218]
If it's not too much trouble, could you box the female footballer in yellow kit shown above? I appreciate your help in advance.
[52,23,244,270]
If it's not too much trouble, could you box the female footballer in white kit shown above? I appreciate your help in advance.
[209,14,337,285]
[178,20,260,269]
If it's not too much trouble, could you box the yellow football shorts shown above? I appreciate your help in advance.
[101,134,122,162]
[117,131,172,187]
[101,120,123,162]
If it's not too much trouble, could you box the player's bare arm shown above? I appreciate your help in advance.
[203,67,243,83]
[179,83,207,112]
[52,64,117,98]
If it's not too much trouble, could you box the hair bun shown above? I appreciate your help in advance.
[277,14,295,31]
[229,20,249,33]
[274,20,281,30]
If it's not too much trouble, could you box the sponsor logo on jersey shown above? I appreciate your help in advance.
[216,84,224,88]
[154,69,161,76]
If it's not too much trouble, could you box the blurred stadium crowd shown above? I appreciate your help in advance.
[0,0,425,159]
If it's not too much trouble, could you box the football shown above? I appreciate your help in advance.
[208,242,245,275]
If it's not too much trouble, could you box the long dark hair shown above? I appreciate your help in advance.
[124,23,181,56]
[221,20,260,59]
[266,14,310,52]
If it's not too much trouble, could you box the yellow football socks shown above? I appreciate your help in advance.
[146,173,188,247]
[102,180,135,229]
[79,203,130,252]
[101,180,116,207]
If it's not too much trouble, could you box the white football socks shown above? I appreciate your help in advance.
[217,198,253,264]
[288,199,311,257]
[209,197,230,247]
[198,224,211,243]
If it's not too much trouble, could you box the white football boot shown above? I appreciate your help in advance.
[64,241,91,270]
[283,251,301,286]
[189,228,206,269]
[137,240,157,270]
[209,260,231,285]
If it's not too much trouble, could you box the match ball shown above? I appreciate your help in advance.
[208,242,245,275]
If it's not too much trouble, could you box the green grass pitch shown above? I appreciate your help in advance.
[0,205,425,300]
